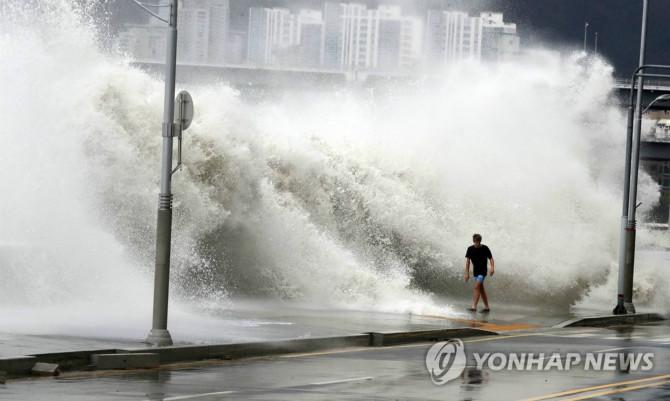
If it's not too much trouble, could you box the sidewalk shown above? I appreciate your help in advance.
[0,301,562,358]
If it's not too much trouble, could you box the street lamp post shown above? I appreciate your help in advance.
[614,90,670,315]
[131,0,180,346]
[614,62,670,316]
[619,0,649,315]
[147,0,178,346]
[583,22,589,53]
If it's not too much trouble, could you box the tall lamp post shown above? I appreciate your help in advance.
[613,0,650,315]
[583,22,589,52]
[614,65,670,316]
[131,0,186,346]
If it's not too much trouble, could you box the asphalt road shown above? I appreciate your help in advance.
[2,322,670,401]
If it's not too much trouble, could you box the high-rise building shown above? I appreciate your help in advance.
[177,0,230,64]
[296,10,324,68]
[321,3,343,69]
[425,9,446,64]
[325,3,422,72]
[399,17,423,70]
[377,8,422,71]
[227,30,247,64]
[178,5,210,63]
[440,11,482,62]
[247,7,270,64]
[425,10,518,66]
[341,3,378,70]
[247,7,299,65]
[124,0,230,64]
[247,7,324,67]
[118,1,219,64]
[480,12,520,62]
[208,0,230,64]
[377,18,402,71]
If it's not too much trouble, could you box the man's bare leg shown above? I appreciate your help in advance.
[480,283,490,309]
[471,282,481,309]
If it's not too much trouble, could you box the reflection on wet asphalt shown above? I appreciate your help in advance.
[1,321,669,400]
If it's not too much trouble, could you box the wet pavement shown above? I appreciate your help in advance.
[0,334,139,359]
[2,321,669,400]
[0,300,579,357]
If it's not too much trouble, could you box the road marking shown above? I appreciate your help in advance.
[560,329,601,335]
[309,376,373,386]
[145,377,374,401]
[558,379,670,401]
[464,333,539,343]
[561,334,663,342]
[594,347,632,353]
[520,373,670,401]
[155,390,237,401]
[281,347,374,358]
[414,314,542,332]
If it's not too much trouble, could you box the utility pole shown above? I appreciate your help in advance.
[623,0,649,315]
[583,22,589,53]
[145,0,179,346]
[594,32,598,56]
[614,0,649,315]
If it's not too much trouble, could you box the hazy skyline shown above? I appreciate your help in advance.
[108,0,670,77]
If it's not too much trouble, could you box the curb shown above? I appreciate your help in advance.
[120,334,373,364]
[92,353,160,370]
[368,328,495,346]
[0,327,496,378]
[555,313,666,328]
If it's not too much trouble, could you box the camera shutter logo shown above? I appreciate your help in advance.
[425,339,466,385]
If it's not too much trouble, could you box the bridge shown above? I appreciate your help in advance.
[134,61,670,100]
[612,79,670,110]
[641,137,670,161]
[612,80,670,162]
[130,60,412,88]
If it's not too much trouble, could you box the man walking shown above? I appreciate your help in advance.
[464,233,495,312]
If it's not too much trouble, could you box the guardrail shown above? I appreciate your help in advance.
[614,78,670,90]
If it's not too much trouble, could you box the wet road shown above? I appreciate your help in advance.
[2,322,669,401]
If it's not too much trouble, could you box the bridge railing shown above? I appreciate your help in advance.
[614,77,670,89]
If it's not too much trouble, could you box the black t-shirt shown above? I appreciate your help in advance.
[466,245,493,276]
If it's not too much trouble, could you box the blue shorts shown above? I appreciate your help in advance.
[474,275,486,283]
